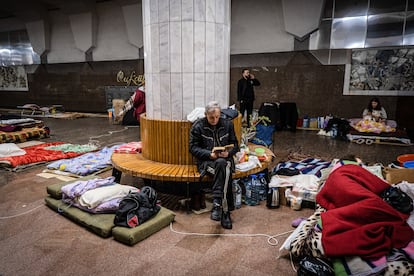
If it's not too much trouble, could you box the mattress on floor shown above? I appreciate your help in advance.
[45,196,115,238]
[46,179,176,244]
[112,207,176,246]
[347,129,412,145]
[0,126,49,144]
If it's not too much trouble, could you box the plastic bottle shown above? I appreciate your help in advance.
[245,175,259,206]
[252,174,261,205]
[232,179,242,209]
[331,123,338,138]
[258,173,267,201]
[303,115,309,128]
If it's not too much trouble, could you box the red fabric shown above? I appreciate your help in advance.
[0,142,84,167]
[113,141,142,154]
[132,89,145,123]
[316,165,414,258]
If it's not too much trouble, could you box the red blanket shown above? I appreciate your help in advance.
[0,142,83,168]
[316,165,414,258]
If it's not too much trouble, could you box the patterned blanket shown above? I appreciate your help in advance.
[0,126,49,144]
[46,145,119,176]
[0,142,83,168]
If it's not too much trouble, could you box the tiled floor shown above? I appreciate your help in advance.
[0,116,413,276]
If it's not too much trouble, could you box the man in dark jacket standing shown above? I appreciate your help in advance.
[189,101,239,229]
[237,68,260,127]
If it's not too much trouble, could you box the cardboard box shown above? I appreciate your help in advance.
[383,167,414,184]
[292,188,317,202]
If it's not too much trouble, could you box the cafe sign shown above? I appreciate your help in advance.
[116,70,145,86]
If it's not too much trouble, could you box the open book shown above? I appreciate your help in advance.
[212,144,234,153]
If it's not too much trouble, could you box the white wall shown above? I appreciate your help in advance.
[0,0,300,63]
[230,0,294,54]
[48,11,85,63]
[93,1,140,61]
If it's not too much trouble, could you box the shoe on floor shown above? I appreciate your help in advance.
[211,198,222,221]
[221,211,232,229]
[291,217,307,228]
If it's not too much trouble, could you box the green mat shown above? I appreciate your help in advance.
[45,196,115,238]
[112,207,176,246]
[46,177,176,245]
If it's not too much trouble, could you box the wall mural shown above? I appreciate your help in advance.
[344,48,414,96]
[0,66,28,91]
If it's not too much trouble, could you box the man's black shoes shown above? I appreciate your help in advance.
[221,211,232,229]
[211,199,222,221]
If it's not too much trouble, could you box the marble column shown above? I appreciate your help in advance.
[142,0,231,120]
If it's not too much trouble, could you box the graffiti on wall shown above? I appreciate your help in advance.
[344,48,414,96]
[0,66,28,91]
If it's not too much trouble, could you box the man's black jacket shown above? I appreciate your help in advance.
[189,117,239,171]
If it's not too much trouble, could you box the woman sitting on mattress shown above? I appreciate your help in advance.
[362,97,387,123]
[353,97,395,133]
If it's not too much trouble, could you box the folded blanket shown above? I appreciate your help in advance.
[273,158,331,178]
[316,165,414,258]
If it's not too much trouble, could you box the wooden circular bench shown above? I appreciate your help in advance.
[111,113,274,183]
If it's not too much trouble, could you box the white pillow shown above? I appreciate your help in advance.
[0,143,27,158]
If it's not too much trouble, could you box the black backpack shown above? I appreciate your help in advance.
[114,186,161,228]
[381,186,414,214]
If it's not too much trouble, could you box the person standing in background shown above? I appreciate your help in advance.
[237,68,260,127]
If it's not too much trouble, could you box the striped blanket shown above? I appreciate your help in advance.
[273,158,331,177]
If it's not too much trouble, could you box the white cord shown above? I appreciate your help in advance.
[88,126,135,148]
[88,126,130,146]
[0,202,44,219]
[169,222,293,247]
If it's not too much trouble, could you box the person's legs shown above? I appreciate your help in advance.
[240,101,247,122]
[122,109,139,125]
[246,100,254,127]
[220,160,233,229]
[205,158,233,228]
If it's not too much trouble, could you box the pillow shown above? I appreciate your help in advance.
[0,143,26,157]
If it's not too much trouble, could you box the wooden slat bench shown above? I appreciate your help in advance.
[111,113,274,188]
[112,145,274,182]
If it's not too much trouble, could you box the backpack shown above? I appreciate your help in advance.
[381,186,413,214]
[114,186,161,228]
[221,108,239,120]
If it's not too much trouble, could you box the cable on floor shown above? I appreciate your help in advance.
[88,126,132,147]
[169,222,294,247]
[0,201,45,220]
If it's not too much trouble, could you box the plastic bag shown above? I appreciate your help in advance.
[297,256,335,276]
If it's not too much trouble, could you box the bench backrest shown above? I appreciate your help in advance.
[140,113,242,165]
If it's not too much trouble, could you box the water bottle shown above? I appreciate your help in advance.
[266,187,280,208]
[331,123,338,138]
[245,175,259,206]
[233,180,242,209]
[258,173,267,201]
